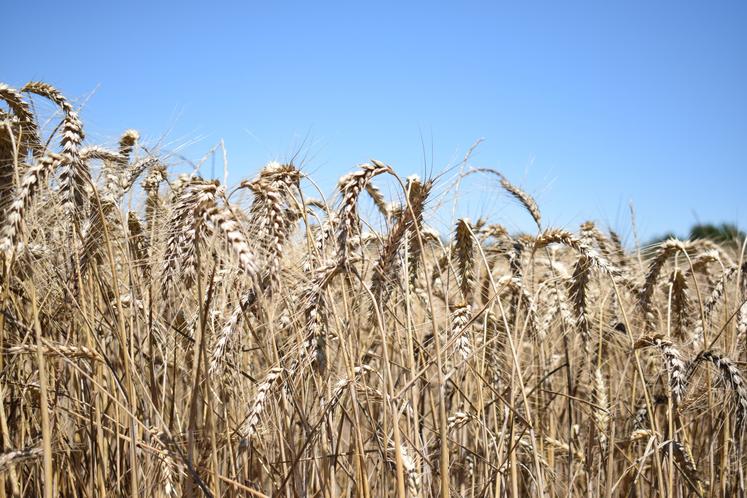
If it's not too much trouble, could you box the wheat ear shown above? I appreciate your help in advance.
[691,350,747,432]
[0,445,42,473]
[499,174,541,228]
[0,154,62,253]
[336,160,390,260]
[22,82,90,215]
[0,82,39,154]
[634,335,688,405]
[239,367,285,442]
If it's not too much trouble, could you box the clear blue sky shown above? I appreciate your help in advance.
[3,0,745,241]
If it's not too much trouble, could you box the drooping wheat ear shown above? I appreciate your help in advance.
[482,224,510,273]
[692,265,738,345]
[704,265,738,321]
[692,237,735,267]
[592,366,609,452]
[79,146,122,163]
[89,132,135,199]
[385,439,420,497]
[0,444,42,473]
[635,335,689,405]
[365,181,392,219]
[533,228,617,277]
[541,436,585,461]
[336,160,391,260]
[669,269,692,341]
[454,218,476,301]
[200,204,258,277]
[447,411,472,431]
[254,185,295,282]
[638,239,691,324]
[118,129,139,164]
[22,82,90,214]
[7,343,103,362]
[244,160,302,190]
[451,304,473,361]
[122,156,159,195]
[687,249,721,275]
[498,174,541,228]
[0,153,62,253]
[239,367,285,442]
[0,83,40,154]
[100,157,126,202]
[690,350,747,433]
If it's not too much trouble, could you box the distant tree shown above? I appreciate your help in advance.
[689,223,744,243]
[646,223,744,246]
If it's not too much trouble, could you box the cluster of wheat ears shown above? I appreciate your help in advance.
[0,81,746,497]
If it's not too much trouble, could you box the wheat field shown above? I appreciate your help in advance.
[1,81,746,497]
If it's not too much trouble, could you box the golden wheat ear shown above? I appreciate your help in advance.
[238,367,285,442]
[22,82,90,216]
[499,174,541,228]
[0,445,43,474]
[637,239,691,326]
[0,83,40,155]
[336,160,391,261]
[1,84,41,232]
[634,335,689,406]
[370,176,432,310]
[244,161,302,290]
[118,129,139,164]
[0,154,63,254]
[691,350,747,433]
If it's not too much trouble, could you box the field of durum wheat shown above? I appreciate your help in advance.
[1,82,746,497]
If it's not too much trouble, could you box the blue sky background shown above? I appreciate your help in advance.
[3,0,745,241]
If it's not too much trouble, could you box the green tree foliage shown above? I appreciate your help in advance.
[689,223,745,243]
[649,223,744,245]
